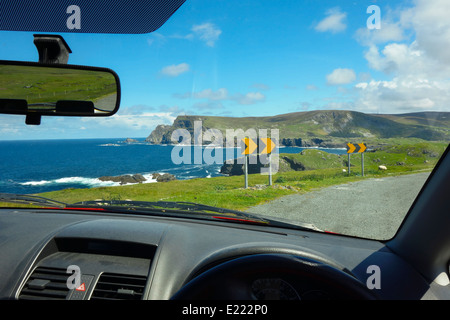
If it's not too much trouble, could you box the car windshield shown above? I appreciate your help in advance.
[0,0,448,241]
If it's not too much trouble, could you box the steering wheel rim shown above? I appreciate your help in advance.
[171,253,377,300]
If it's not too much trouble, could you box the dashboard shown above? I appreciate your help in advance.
[0,207,443,301]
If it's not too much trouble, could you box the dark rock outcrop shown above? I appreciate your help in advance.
[146,124,173,144]
[220,155,267,176]
[98,174,146,185]
[152,173,177,182]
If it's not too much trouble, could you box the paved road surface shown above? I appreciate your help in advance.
[247,172,431,240]
[94,93,117,112]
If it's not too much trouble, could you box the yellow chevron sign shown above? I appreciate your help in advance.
[241,137,258,155]
[259,137,276,154]
[241,137,277,155]
[347,143,366,153]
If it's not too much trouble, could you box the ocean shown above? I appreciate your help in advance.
[0,138,347,194]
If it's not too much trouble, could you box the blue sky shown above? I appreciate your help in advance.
[1,0,450,140]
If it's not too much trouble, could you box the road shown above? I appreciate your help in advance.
[247,172,431,240]
[94,93,117,112]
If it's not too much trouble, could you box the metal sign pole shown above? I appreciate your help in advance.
[361,152,364,177]
[348,153,350,175]
[244,154,248,189]
[268,153,272,186]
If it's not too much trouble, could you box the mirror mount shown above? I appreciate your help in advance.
[27,35,72,124]
[33,34,72,64]
[25,113,41,126]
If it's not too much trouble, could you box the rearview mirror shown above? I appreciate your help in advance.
[0,60,120,124]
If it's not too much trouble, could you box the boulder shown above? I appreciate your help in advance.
[98,174,146,185]
[152,173,177,182]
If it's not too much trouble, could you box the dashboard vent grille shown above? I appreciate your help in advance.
[90,273,147,300]
[18,267,70,300]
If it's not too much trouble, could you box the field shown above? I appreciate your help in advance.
[14,140,444,212]
[0,64,117,105]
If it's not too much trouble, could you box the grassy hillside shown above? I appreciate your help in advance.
[279,141,447,172]
[146,110,450,147]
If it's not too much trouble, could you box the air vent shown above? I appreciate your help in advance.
[90,273,147,300]
[19,267,70,300]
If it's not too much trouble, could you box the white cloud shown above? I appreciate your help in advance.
[352,0,450,113]
[192,101,224,110]
[251,83,270,91]
[174,88,265,105]
[160,63,190,77]
[192,23,222,47]
[354,77,450,113]
[306,84,318,91]
[83,112,177,131]
[326,68,356,85]
[315,8,347,34]
[355,7,408,46]
[233,92,265,105]
[151,22,222,48]
[194,88,229,100]
[410,0,450,64]
[80,104,182,132]
[146,32,166,47]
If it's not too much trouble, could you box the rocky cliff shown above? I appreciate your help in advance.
[145,110,450,147]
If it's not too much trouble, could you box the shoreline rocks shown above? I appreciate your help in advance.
[152,173,177,182]
[98,174,146,185]
[98,173,177,185]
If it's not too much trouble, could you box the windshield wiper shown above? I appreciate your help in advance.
[73,199,269,222]
[73,199,322,232]
[0,193,67,208]
[0,193,321,232]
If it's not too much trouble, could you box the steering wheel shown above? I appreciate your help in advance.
[171,254,377,300]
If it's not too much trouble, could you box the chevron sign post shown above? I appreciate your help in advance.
[346,143,367,176]
[241,137,277,188]
[346,143,367,154]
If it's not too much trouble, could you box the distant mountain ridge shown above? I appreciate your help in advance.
[146,110,450,148]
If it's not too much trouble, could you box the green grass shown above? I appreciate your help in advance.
[2,141,447,212]
[35,174,295,211]
[281,149,345,170]
[0,65,116,104]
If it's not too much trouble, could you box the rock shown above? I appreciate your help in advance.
[146,124,173,144]
[282,156,306,171]
[220,155,266,176]
[132,174,146,182]
[98,174,147,185]
[124,138,138,143]
[152,173,177,182]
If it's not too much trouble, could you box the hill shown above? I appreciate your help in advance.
[146,110,450,148]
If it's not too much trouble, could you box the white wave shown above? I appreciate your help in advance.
[21,180,50,186]
[18,169,216,190]
[141,173,158,183]
[20,176,121,187]
[98,143,121,147]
